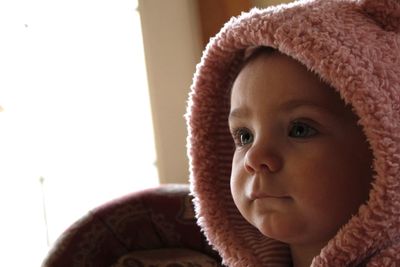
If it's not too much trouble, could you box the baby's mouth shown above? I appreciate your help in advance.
[249,191,291,201]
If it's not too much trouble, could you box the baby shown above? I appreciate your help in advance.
[186,0,400,266]
[229,48,373,267]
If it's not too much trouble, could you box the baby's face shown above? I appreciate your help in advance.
[229,51,373,249]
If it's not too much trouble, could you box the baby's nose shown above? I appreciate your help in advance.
[244,141,283,174]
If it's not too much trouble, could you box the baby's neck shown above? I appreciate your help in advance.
[290,243,324,267]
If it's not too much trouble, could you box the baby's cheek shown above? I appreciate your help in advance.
[230,153,246,198]
[230,172,244,207]
[230,176,253,225]
[297,183,358,239]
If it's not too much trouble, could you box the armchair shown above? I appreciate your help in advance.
[41,184,222,267]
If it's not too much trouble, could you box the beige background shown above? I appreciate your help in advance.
[139,0,293,184]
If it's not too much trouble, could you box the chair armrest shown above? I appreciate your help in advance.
[42,184,220,267]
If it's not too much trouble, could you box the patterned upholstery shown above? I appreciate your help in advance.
[112,249,220,267]
[41,184,222,267]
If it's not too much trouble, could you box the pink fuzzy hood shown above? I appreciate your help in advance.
[186,0,400,266]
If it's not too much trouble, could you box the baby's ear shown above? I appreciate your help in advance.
[361,0,400,33]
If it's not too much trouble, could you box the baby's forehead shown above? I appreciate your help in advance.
[232,50,357,120]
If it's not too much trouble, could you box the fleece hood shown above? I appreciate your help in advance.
[186,0,400,266]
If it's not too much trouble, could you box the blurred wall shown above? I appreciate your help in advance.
[138,0,202,184]
[197,0,252,47]
[139,0,293,184]
[252,0,293,7]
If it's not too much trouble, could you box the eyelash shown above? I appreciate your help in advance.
[230,121,319,147]
[231,127,253,147]
[288,121,319,139]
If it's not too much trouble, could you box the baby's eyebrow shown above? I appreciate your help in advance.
[229,100,345,122]
[229,107,249,120]
[281,99,340,117]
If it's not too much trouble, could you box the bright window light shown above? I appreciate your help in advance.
[0,0,158,266]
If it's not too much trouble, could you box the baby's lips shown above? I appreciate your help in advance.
[249,191,291,200]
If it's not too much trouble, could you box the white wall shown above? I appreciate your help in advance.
[138,0,202,184]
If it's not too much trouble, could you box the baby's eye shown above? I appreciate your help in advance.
[288,121,318,138]
[232,128,254,146]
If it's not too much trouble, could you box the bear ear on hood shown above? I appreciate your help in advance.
[361,0,400,33]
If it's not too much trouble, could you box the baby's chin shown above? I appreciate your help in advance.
[250,212,332,247]
[250,211,298,241]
